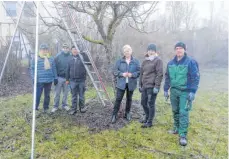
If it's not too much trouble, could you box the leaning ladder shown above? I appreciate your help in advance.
[53,2,113,107]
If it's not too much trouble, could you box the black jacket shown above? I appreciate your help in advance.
[66,52,91,82]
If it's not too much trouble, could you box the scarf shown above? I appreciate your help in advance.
[39,52,51,70]
[145,54,157,61]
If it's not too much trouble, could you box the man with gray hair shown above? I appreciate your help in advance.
[51,43,71,113]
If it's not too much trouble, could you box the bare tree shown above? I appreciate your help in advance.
[41,1,159,65]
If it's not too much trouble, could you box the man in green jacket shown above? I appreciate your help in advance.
[164,42,200,146]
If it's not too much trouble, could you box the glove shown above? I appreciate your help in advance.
[164,91,169,101]
[139,87,144,93]
[188,92,195,101]
[185,100,192,111]
[54,79,58,86]
[153,88,159,94]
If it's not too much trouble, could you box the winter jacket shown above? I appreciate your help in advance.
[30,56,57,83]
[55,51,72,78]
[113,56,140,91]
[164,53,200,93]
[66,52,90,82]
[139,55,163,89]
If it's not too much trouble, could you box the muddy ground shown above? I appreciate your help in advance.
[34,99,144,134]
[1,67,145,133]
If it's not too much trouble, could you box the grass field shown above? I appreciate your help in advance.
[0,68,228,159]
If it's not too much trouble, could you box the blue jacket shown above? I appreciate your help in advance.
[113,56,140,91]
[30,56,58,83]
[164,53,200,93]
[55,51,72,78]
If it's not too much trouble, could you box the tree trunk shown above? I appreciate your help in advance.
[104,40,116,98]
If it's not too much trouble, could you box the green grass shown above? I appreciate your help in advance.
[0,88,227,159]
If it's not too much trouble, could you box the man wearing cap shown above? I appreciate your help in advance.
[51,43,72,113]
[139,44,163,128]
[164,42,200,146]
[30,43,58,113]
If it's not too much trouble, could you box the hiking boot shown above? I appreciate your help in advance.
[63,106,70,111]
[168,129,178,135]
[179,137,187,146]
[80,107,87,113]
[124,112,131,121]
[139,116,148,123]
[141,122,152,128]
[69,109,77,115]
[111,115,117,124]
[51,107,58,113]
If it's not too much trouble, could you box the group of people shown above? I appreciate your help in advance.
[30,43,90,115]
[30,41,200,146]
[112,42,200,146]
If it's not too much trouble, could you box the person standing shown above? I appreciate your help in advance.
[164,42,200,146]
[30,43,58,113]
[139,44,163,128]
[112,45,140,123]
[66,46,91,115]
[51,43,71,113]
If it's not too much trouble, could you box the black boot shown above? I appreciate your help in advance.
[124,112,131,121]
[141,122,152,128]
[111,115,117,124]
[69,108,77,115]
[179,137,187,146]
[139,115,148,123]
[80,107,87,113]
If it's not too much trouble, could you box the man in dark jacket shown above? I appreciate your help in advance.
[164,42,200,146]
[66,46,91,115]
[112,45,140,123]
[139,44,163,128]
[52,43,72,113]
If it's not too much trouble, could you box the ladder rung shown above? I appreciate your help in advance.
[67,27,76,31]
[61,15,69,19]
[90,71,96,74]
[94,81,100,83]
[97,89,105,92]
[101,98,108,101]
[84,62,91,64]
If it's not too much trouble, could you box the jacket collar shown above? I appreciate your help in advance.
[121,56,133,61]
[173,52,187,64]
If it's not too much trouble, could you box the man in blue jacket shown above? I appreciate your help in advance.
[164,42,200,146]
[51,43,72,113]
[30,44,58,113]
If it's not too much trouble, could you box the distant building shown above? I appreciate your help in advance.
[0,1,34,58]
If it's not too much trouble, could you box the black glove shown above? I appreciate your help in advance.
[54,79,58,86]
[139,87,144,93]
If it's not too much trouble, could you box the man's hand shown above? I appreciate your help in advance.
[127,72,132,77]
[54,79,58,86]
[66,81,69,85]
[139,87,144,93]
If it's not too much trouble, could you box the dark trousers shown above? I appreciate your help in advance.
[36,82,52,110]
[70,80,85,110]
[113,84,134,116]
[141,88,157,124]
